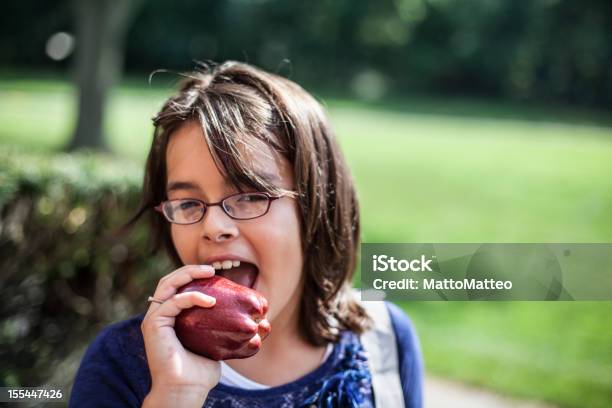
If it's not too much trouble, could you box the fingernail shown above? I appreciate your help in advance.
[200,264,211,270]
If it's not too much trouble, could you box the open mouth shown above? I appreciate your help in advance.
[213,260,259,289]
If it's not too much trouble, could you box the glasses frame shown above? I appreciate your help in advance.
[154,192,282,224]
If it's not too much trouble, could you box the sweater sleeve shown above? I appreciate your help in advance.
[386,302,424,408]
[69,317,149,408]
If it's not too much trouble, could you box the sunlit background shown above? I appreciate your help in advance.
[1,1,611,407]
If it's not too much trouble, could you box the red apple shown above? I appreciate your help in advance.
[175,275,271,360]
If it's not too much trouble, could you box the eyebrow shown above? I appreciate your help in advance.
[166,181,202,193]
[166,173,281,193]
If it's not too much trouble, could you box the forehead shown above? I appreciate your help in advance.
[165,121,291,193]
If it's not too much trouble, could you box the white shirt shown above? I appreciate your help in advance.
[219,343,334,389]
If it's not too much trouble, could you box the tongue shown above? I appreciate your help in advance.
[218,263,258,288]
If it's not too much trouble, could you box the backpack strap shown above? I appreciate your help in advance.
[358,298,406,408]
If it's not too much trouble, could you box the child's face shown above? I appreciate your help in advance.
[165,121,304,326]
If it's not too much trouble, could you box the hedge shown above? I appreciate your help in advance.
[0,147,171,389]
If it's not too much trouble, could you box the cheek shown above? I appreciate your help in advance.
[170,225,199,265]
[253,202,303,315]
[264,202,303,266]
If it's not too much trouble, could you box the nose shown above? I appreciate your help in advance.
[200,205,239,242]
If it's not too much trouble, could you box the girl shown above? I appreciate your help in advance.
[69,61,423,407]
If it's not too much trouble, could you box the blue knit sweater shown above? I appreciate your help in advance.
[69,302,423,407]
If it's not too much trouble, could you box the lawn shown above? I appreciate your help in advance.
[1,77,612,407]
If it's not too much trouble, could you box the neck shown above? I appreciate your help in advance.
[224,294,327,386]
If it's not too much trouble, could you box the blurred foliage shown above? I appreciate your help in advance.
[0,148,170,388]
[1,0,611,108]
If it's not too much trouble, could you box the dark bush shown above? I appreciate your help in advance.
[0,148,170,389]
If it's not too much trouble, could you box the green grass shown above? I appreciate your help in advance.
[404,301,612,407]
[1,77,612,407]
[332,105,612,243]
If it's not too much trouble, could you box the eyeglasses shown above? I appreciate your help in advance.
[154,192,282,224]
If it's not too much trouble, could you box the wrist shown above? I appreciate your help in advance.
[143,384,209,408]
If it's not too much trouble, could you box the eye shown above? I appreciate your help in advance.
[178,200,201,210]
[237,193,267,202]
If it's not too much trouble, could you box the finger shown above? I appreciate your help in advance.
[154,265,215,302]
[158,264,215,285]
[145,265,215,318]
[156,264,215,292]
[145,265,215,316]
[144,290,217,330]
[247,333,262,350]
[155,291,216,319]
[258,319,272,340]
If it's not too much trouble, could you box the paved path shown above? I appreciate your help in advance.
[425,376,556,408]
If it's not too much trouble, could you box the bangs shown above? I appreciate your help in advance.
[192,83,292,197]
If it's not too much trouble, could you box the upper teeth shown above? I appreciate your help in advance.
[211,260,241,270]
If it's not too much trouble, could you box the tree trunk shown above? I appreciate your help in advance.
[67,0,142,151]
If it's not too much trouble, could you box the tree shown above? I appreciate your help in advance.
[67,0,143,151]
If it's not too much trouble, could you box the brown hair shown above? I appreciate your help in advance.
[125,61,371,345]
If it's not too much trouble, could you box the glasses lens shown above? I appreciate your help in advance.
[223,193,270,219]
[163,199,204,224]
